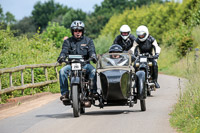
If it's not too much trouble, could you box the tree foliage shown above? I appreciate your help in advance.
[11,17,36,37]
[0,5,16,25]
[62,9,87,29]
[32,0,70,31]
[41,22,71,48]
[85,0,163,39]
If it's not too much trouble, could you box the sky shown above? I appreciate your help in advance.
[0,0,104,21]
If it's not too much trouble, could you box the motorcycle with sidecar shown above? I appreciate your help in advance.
[61,53,147,117]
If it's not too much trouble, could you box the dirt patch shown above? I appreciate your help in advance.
[0,92,60,120]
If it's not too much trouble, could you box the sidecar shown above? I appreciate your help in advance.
[96,53,146,111]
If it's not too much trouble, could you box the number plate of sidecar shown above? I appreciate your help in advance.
[140,58,147,62]
[71,63,81,70]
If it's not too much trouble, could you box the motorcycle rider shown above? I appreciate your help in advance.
[130,25,161,88]
[113,25,136,51]
[57,20,98,102]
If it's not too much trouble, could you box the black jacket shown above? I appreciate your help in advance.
[59,36,96,60]
[113,34,136,51]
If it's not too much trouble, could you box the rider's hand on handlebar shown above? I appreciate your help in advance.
[57,56,66,64]
[153,54,159,59]
[131,54,137,62]
[87,54,97,64]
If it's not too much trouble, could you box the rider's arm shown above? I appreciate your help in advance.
[88,38,97,63]
[130,41,139,56]
[59,39,70,57]
[152,40,161,55]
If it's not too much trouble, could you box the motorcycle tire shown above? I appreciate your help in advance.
[72,85,81,117]
[140,99,146,111]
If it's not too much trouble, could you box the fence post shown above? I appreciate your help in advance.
[44,67,48,81]
[44,67,49,92]
[31,68,34,84]
[9,72,13,87]
[31,68,34,95]
[21,70,24,95]
[55,67,59,82]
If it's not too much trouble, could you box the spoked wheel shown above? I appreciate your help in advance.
[140,99,146,111]
[72,85,80,117]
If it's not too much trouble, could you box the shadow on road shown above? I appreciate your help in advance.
[83,109,142,116]
[35,109,143,119]
[36,113,72,119]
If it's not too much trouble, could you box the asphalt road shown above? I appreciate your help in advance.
[0,74,185,133]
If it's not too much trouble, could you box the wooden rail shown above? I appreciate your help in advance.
[0,63,61,101]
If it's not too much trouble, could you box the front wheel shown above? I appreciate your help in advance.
[140,99,146,111]
[72,85,80,117]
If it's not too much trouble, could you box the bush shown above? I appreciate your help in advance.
[41,22,71,48]
[162,24,195,58]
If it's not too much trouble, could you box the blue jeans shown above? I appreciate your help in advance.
[59,64,97,95]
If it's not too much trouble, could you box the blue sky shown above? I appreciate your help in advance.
[0,0,104,20]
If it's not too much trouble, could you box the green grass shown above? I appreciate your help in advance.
[167,26,200,133]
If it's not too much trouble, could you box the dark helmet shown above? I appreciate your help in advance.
[109,44,123,53]
[70,20,85,35]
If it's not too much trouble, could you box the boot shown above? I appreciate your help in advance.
[60,92,70,101]
[153,63,160,89]
[89,79,98,99]
[154,81,160,88]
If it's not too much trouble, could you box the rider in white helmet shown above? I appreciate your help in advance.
[130,25,161,88]
[113,25,136,51]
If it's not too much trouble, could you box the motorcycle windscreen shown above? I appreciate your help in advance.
[100,70,130,101]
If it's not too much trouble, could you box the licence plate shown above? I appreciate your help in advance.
[140,57,147,62]
[71,63,81,70]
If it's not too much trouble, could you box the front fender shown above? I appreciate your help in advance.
[136,71,147,100]
[71,77,80,85]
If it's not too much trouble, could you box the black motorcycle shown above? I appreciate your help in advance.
[135,53,156,96]
[63,55,97,117]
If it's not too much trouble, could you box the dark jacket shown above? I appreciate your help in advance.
[59,36,96,60]
[113,34,136,51]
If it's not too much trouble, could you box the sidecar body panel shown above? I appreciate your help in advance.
[100,69,130,101]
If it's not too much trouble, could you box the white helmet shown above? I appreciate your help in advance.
[120,25,131,40]
[136,25,149,42]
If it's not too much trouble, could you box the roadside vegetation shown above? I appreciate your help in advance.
[0,0,200,132]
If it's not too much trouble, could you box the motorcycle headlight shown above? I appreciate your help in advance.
[148,62,152,67]
[136,63,140,67]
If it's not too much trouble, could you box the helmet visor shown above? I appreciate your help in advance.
[121,32,129,36]
[138,33,146,39]
[72,26,83,30]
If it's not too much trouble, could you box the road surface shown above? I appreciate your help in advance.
[0,74,186,133]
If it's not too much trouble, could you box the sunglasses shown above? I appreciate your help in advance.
[74,30,83,33]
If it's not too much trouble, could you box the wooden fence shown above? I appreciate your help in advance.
[0,63,61,101]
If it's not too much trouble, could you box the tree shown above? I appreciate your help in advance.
[32,0,70,32]
[0,5,4,23]
[85,0,136,38]
[5,12,16,24]
[11,17,36,37]
[135,0,163,7]
[62,9,87,29]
